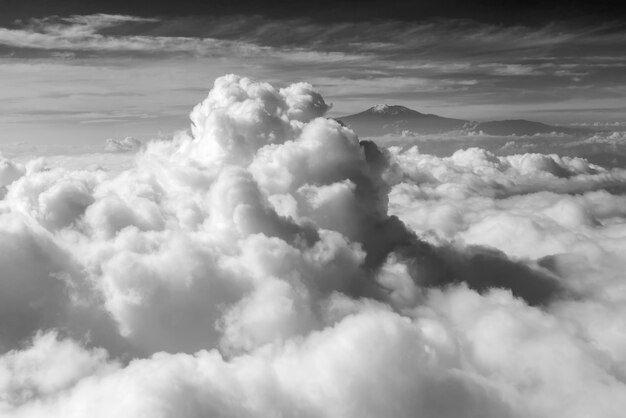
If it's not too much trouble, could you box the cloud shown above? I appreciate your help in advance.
[2,15,624,93]
[1,14,625,146]
[104,137,143,153]
[1,75,626,416]
[0,14,276,59]
[0,154,25,188]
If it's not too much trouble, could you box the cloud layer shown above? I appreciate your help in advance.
[1,75,626,417]
[1,14,625,147]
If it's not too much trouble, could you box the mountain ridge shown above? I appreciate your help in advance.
[337,105,586,137]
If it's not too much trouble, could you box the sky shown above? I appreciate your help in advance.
[4,3,626,418]
[0,0,625,149]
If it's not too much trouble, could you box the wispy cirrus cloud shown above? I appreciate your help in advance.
[0,14,274,57]
[0,14,624,147]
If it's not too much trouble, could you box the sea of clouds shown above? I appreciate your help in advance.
[1,75,626,417]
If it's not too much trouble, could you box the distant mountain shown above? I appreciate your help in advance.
[337,105,586,137]
[338,105,468,136]
[470,120,583,136]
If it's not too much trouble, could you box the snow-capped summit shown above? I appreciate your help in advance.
[369,104,413,115]
[340,104,466,136]
[371,104,390,113]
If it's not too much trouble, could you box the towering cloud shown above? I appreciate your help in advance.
[1,75,626,417]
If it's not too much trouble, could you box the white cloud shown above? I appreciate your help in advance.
[1,75,626,417]
[0,15,267,56]
[0,155,25,188]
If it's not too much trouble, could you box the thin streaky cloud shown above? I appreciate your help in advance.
[0,14,624,144]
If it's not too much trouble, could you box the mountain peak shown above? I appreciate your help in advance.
[339,104,468,136]
[339,104,583,138]
[371,104,391,113]
[368,104,414,115]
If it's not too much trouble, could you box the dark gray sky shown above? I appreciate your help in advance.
[0,1,625,149]
[2,0,624,24]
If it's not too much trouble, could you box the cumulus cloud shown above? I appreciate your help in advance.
[0,154,28,194]
[1,75,626,417]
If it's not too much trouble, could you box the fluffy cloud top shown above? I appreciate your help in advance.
[1,75,626,417]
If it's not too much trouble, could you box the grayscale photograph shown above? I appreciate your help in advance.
[0,0,625,416]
